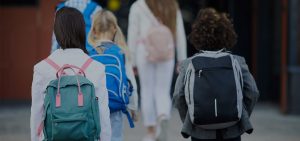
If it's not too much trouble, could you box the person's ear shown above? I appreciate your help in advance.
[92,28,99,38]
[113,26,117,33]
[91,28,99,40]
[92,28,97,34]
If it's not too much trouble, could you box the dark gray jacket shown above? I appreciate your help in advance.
[173,55,260,139]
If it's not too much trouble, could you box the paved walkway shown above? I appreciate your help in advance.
[0,103,299,141]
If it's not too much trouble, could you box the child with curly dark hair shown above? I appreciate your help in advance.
[173,8,259,141]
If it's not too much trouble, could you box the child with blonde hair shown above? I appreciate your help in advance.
[88,10,138,141]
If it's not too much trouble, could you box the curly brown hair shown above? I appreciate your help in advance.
[189,8,237,51]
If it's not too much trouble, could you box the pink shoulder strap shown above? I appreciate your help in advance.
[44,58,60,71]
[45,58,92,74]
[81,58,93,72]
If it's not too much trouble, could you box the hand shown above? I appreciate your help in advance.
[133,67,138,76]
[176,62,181,74]
[130,110,139,122]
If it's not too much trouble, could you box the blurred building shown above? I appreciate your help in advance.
[0,0,299,114]
[0,0,58,103]
[180,0,300,115]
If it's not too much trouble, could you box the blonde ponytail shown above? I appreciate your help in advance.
[114,25,129,58]
[88,30,96,49]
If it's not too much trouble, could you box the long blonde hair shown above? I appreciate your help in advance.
[146,0,178,38]
[88,10,129,56]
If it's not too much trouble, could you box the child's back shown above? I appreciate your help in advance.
[90,42,133,116]
[88,10,138,141]
[31,7,111,141]
[174,54,259,141]
[91,42,135,141]
[173,8,259,141]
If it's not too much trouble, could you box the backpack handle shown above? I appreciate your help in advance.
[56,64,85,107]
[56,64,86,78]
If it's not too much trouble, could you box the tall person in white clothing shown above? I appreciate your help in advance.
[127,0,187,140]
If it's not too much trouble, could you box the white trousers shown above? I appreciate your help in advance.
[137,58,174,126]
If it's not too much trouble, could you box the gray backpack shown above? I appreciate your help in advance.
[184,50,243,129]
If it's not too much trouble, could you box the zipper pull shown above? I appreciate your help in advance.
[198,70,202,77]
[215,99,218,117]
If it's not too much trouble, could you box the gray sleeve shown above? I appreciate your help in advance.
[236,56,260,116]
[173,59,189,122]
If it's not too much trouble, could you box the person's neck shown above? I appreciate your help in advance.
[95,39,113,46]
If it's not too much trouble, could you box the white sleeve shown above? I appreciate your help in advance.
[30,67,46,141]
[125,57,138,111]
[127,4,140,67]
[176,10,187,63]
[96,67,111,141]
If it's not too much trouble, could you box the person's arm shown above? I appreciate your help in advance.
[127,4,140,67]
[30,67,46,141]
[173,60,189,122]
[96,66,111,141]
[238,57,260,116]
[176,10,187,63]
[125,57,139,121]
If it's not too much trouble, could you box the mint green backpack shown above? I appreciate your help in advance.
[40,58,101,141]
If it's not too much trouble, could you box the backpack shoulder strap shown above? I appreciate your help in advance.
[56,2,65,11]
[83,1,98,27]
[44,58,60,71]
[230,55,244,88]
[83,1,98,16]
[81,58,93,72]
[138,0,160,25]
[45,58,92,73]
[38,58,61,137]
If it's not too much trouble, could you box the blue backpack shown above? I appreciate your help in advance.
[90,42,134,128]
[55,1,99,54]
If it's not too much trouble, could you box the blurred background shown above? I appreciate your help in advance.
[0,0,300,141]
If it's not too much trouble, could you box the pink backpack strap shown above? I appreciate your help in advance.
[37,121,44,137]
[44,58,60,71]
[37,58,59,136]
[81,58,93,72]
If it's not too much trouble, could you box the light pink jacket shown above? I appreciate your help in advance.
[127,0,187,66]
